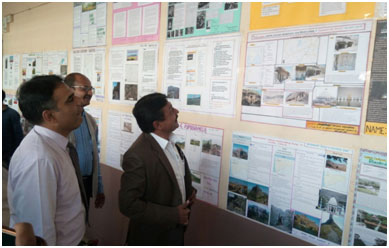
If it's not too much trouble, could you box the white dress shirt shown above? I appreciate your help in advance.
[151,132,186,203]
[8,125,85,245]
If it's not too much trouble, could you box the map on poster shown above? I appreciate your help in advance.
[172,122,223,205]
[109,43,158,105]
[166,2,241,39]
[348,149,387,246]
[73,2,107,48]
[227,132,353,245]
[71,47,106,101]
[242,20,372,134]
[163,34,240,116]
[21,51,68,83]
[3,54,20,90]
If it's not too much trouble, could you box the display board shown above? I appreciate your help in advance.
[21,51,68,83]
[173,123,223,206]
[166,2,241,39]
[2,55,20,90]
[250,2,376,30]
[242,20,372,134]
[108,43,159,105]
[73,2,107,48]
[163,34,240,117]
[112,2,160,44]
[227,132,354,245]
[348,149,387,246]
[365,20,387,136]
[71,47,106,101]
[84,106,103,147]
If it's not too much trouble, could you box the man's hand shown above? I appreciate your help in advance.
[188,189,197,207]
[177,201,190,225]
[95,193,105,208]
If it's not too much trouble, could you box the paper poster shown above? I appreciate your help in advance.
[163,34,240,116]
[84,106,102,146]
[242,20,373,134]
[166,2,241,39]
[172,122,223,206]
[105,111,142,170]
[112,2,160,44]
[73,2,107,48]
[365,20,387,136]
[71,47,106,101]
[109,43,158,104]
[227,132,353,245]
[250,2,376,30]
[2,54,20,90]
[348,149,387,246]
[21,51,68,83]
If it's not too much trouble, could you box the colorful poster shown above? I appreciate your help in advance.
[112,2,160,44]
[227,132,354,245]
[172,122,223,206]
[71,47,106,101]
[348,149,387,246]
[365,20,387,136]
[73,2,107,48]
[242,20,373,134]
[163,34,240,116]
[250,2,376,30]
[2,54,20,90]
[21,51,68,83]
[109,43,158,104]
[166,2,241,39]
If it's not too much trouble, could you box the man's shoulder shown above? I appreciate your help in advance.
[3,107,20,118]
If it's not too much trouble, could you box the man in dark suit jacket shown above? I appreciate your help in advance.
[119,93,196,245]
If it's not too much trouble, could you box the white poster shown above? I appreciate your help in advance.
[3,54,20,90]
[348,149,387,246]
[71,47,106,101]
[84,106,102,146]
[109,43,158,104]
[227,132,353,245]
[21,51,68,82]
[105,111,141,170]
[242,20,373,134]
[172,122,223,206]
[163,34,240,117]
[73,2,107,48]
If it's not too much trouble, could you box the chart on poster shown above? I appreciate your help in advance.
[227,132,353,245]
[242,20,372,134]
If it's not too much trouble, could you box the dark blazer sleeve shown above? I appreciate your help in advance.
[118,150,180,227]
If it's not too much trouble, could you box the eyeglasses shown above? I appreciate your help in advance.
[72,85,95,94]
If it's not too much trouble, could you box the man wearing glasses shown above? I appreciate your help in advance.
[64,73,105,216]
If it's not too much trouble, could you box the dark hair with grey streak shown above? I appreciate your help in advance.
[17,75,63,125]
[64,72,85,87]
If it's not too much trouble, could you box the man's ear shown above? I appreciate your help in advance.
[152,120,160,131]
[42,109,55,123]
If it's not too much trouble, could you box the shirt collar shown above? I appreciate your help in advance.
[150,132,176,150]
[34,125,69,151]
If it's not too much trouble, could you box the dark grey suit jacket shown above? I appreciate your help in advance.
[119,133,195,245]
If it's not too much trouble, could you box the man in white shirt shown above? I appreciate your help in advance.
[119,93,196,245]
[8,75,86,245]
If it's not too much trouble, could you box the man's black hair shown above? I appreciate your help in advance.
[2,90,5,102]
[17,75,63,125]
[133,93,167,133]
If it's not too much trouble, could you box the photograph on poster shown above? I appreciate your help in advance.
[112,82,120,100]
[174,135,185,150]
[295,65,307,80]
[319,212,344,245]
[124,84,137,101]
[285,91,309,105]
[196,11,206,29]
[227,192,247,216]
[225,2,238,10]
[274,66,293,84]
[293,211,320,237]
[262,90,284,105]
[122,121,132,133]
[353,228,387,246]
[247,200,269,224]
[270,205,293,233]
[312,86,337,107]
[167,85,180,99]
[191,171,201,184]
[356,209,387,234]
[126,50,138,61]
[187,94,201,105]
[201,139,222,156]
[228,176,248,196]
[336,87,363,107]
[198,2,209,9]
[168,5,174,17]
[242,89,261,107]
[334,35,359,52]
[333,53,356,71]
[232,143,249,160]
[305,64,325,80]
[357,178,380,196]
[247,181,268,205]
[325,154,347,172]
[316,188,347,216]
[190,139,200,146]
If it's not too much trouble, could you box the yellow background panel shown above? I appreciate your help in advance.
[250,2,376,30]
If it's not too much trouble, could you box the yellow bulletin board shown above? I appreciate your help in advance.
[250,2,376,30]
